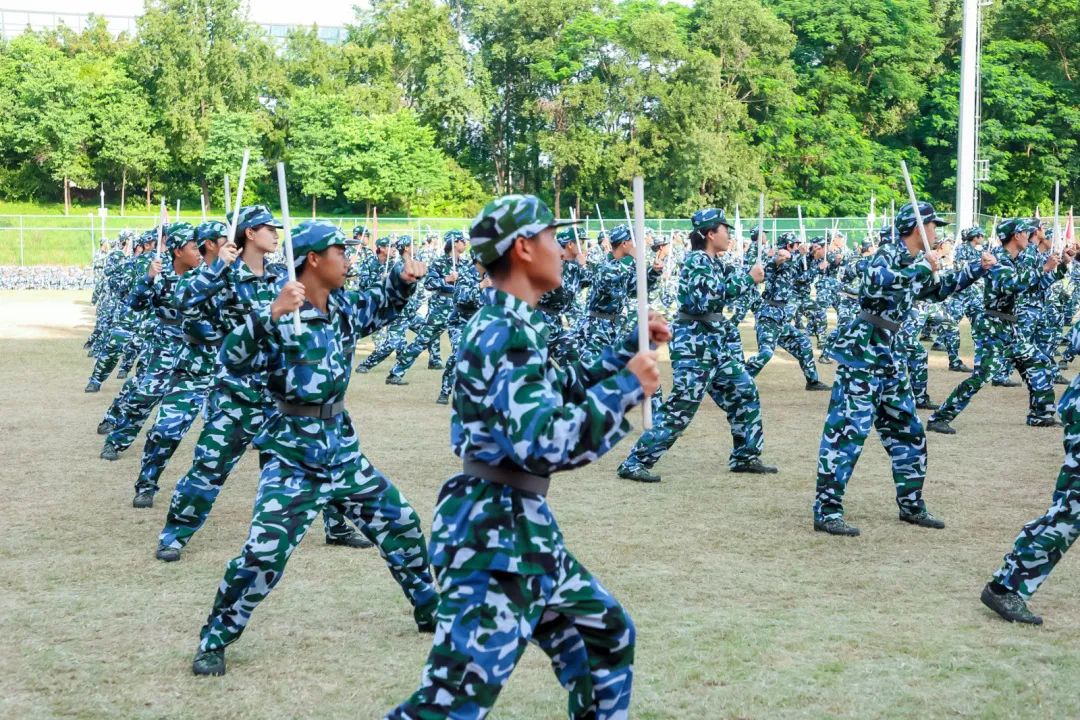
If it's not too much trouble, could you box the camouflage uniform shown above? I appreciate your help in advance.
[438,258,484,401]
[620,209,769,478]
[987,326,1080,607]
[387,233,464,381]
[356,237,421,372]
[389,196,638,720]
[157,207,357,551]
[929,222,1065,431]
[197,221,436,663]
[745,234,823,387]
[87,238,154,389]
[814,206,986,531]
[537,230,591,365]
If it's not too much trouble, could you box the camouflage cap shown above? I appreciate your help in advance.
[290,220,354,266]
[691,208,735,233]
[608,224,632,246]
[996,217,1034,242]
[468,194,579,265]
[747,224,764,240]
[228,204,284,234]
[809,235,827,247]
[651,234,670,248]
[556,228,577,247]
[165,222,196,252]
[352,225,369,238]
[118,229,136,241]
[960,225,985,242]
[776,231,799,249]
[195,220,228,246]
[375,236,391,248]
[443,229,465,254]
[575,227,588,241]
[860,238,876,252]
[894,201,948,236]
[394,234,413,251]
[879,223,896,243]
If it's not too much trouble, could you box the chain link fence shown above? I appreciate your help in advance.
[0,211,1000,266]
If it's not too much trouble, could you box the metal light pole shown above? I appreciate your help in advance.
[956,0,989,229]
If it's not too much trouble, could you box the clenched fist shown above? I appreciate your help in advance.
[271,280,306,321]
[628,350,661,397]
[749,263,765,284]
[400,258,427,283]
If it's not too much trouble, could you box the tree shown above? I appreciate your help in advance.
[283,89,351,216]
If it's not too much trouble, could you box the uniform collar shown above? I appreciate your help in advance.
[483,287,546,328]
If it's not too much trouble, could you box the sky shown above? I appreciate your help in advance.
[1,0,364,27]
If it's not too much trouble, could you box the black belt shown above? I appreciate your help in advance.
[275,399,346,419]
[764,298,787,308]
[159,316,182,326]
[436,289,454,297]
[184,333,222,347]
[463,459,551,496]
[589,311,618,320]
[677,312,726,324]
[985,309,1018,323]
[857,310,900,333]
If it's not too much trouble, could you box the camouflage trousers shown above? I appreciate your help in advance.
[133,373,211,496]
[623,356,763,470]
[391,299,453,378]
[118,334,143,375]
[88,326,134,385]
[439,315,467,398]
[101,359,147,426]
[993,307,1041,383]
[745,316,820,383]
[992,377,1080,597]
[796,296,827,343]
[729,291,761,326]
[198,452,437,652]
[359,315,411,370]
[898,339,930,405]
[931,298,964,368]
[931,319,1056,426]
[822,297,859,357]
[814,364,927,522]
[105,365,174,452]
[387,548,634,720]
[158,391,355,550]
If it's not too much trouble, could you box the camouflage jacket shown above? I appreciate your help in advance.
[670,250,755,362]
[828,242,986,371]
[453,262,484,320]
[538,259,589,316]
[758,253,814,321]
[128,263,187,370]
[429,288,646,574]
[983,245,1065,325]
[177,257,286,405]
[424,255,457,304]
[354,253,385,290]
[222,272,416,469]
[586,253,661,316]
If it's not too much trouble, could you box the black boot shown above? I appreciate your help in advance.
[132,491,154,509]
[730,460,778,474]
[192,648,226,676]
[898,509,945,529]
[385,374,408,386]
[326,531,374,549]
[814,518,860,536]
[96,420,114,435]
[980,583,1043,625]
[100,444,119,461]
[616,463,661,483]
[156,546,181,562]
[926,419,956,435]
[805,379,830,392]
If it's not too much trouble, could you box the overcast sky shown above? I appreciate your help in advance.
[2,0,364,27]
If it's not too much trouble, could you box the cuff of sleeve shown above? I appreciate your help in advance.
[252,304,276,341]
[613,368,645,410]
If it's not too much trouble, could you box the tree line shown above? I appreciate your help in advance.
[0,0,1076,219]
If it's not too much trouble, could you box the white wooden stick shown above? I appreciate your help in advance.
[900,160,938,281]
[757,193,765,264]
[225,151,250,248]
[628,181,652,430]
[276,162,304,335]
[224,175,232,216]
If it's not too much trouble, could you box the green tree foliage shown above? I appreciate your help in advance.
[0,0,1077,218]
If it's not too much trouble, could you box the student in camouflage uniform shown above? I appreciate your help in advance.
[927,219,1072,435]
[126,222,230,505]
[820,238,875,361]
[386,231,468,385]
[794,236,829,347]
[387,194,667,720]
[155,206,368,560]
[355,236,423,373]
[537,229,592,365]
[745,232,830,391]
[980,326,1080,625]
[950,226,989,373]
[729,225,766,326]
[192,220,438,676]
[616,208,776,483]
[436,257,488,405]
[813,202,994,536]
[98,226,186,462]
[85,233,153,392]
[581,224,663,359]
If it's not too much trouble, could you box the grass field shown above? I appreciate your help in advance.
[3,291,1079,719]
